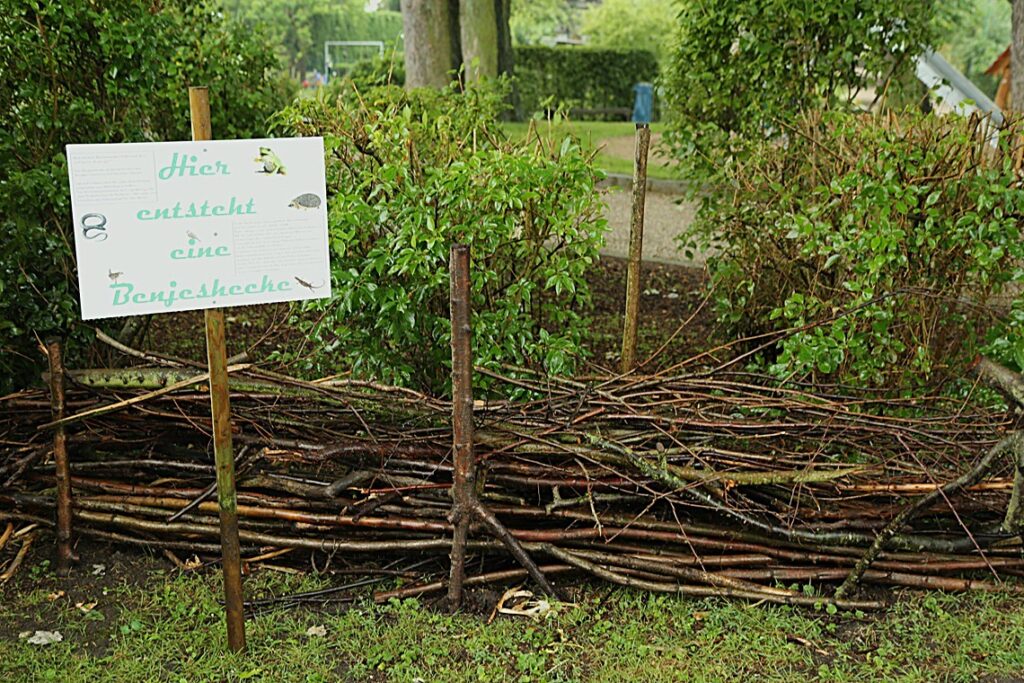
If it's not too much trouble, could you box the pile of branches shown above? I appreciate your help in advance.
[3,358,1024,610]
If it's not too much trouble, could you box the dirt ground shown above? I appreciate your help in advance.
[596,129,702,267]
[583,256,715,372]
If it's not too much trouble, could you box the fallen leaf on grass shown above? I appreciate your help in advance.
[492,588,551,621]
[75,601,98,614]
[20,630,63,646]
[305,625,327,637]
[47,590,65,601]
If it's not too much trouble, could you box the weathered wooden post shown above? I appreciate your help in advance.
[44,338,75,575]
[620,123,651,374]
[188,86,246,652]
[447,243,474,609]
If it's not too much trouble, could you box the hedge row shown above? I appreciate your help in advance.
[513,46,658,120]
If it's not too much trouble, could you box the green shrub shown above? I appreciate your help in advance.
[274,82,606,393]
[662,0,942,182]
[0,0,294,392]
[684,110,1024,388]
[326,52,406,92]
[514,46,658,120]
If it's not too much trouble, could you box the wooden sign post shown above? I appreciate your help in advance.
[44,337,75,575]
[620,123,651,374]
[188,86,246,652]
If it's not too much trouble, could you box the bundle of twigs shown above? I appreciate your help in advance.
[3,357,1024,609]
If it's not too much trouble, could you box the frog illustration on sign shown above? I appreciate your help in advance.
[254,147,286,175]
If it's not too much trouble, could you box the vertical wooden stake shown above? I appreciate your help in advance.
[45,338,75,575]
[447,243,475,610]
[620,123,651,374]
[189,85,246,653]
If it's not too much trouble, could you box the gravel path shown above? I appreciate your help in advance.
[599,186,701,266]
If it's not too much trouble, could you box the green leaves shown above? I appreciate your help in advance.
[686,109,1024,389]
[275,82,606,395]
[663,0,940,184]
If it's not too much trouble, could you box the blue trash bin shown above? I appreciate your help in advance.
[632,82,653,124]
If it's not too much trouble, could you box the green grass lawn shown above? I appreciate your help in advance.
[3,549,1024,682]
[501,120,679,180]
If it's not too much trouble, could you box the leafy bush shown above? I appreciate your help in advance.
[0,0,293,392]
[514,46,658,120]
[333,52,406,89]
[274,82,606,393]
[662,0,942,181]
[685,110,1024,388]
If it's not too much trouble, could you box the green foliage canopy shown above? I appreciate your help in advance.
[941,0,1010,98]
[0,0,292,392]
[663,0,942,180]
[684,110,1024,388]
[274,83,606,393]
[510,0,575,45]
[224,0,403,75]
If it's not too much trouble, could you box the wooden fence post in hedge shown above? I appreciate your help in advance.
[189,86,246,653]
[447,243,475,609]
[44,337,75,575]
[621,123,651,374]
[445,244,560,609]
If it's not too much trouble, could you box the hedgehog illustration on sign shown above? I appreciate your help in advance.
[289,193,322,210]
[254,147,286,175]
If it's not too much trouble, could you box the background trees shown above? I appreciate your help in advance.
[399,0,514,88]
[579,0,675,62]
[225,0,403,77]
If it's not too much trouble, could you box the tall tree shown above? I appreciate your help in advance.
[400,0,457,87]
[1013,0,1024,109]
[460,0,498,82]
[401,0,512,88]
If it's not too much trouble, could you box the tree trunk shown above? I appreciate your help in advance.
[494,0,521,119]
[1013,0,1024,111]
[401,0,456,88]
[459,0,499,83]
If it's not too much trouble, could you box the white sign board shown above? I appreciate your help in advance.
[66,138,330,320]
